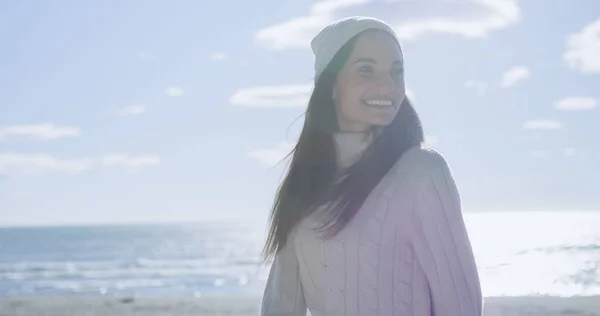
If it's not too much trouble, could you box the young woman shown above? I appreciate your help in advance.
[260,16,483,316]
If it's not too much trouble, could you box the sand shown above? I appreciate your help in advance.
[0,295,598,316]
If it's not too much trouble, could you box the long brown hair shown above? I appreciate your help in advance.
[262,30,424,261]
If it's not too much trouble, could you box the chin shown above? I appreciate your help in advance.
[368,117,395,127]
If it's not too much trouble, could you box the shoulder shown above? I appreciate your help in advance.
[390,145,451,183]
[383,146,459,227]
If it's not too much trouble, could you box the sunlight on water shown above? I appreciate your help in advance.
[466,211,600,297]
[0,211,598,297]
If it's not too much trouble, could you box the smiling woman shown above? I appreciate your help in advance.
[260,16,483,316]
[331,30,405,132]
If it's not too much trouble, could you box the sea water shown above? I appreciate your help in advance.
[0,211,598,298]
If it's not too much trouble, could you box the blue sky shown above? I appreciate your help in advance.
[1,0,599,227]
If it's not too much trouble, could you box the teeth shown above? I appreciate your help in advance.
[365,100,392,106]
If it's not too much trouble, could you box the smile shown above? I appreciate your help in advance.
[363,99,394,108]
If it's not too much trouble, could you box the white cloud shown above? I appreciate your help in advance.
[210,53,227,61]
[424,135,439,147]
[0,153,161,178]
[554,97,598,111]
[118,105,146,116]
[531,150,549,159]
[393,0,521,41]
[166,86,184,97]
[102,154,161,168]
[564,18,600,74]
[255,0,369,50]
[0,123,81,141]
[255,0,520,50]
[0,153,93,176]
[500,66,530,88]
[230,83,313,108]
[139,52,155,60]
[563,148,587,157]
[564,148,577,157]
[248,142,295,166]
[465,80,488,95]
[523,119,562,130]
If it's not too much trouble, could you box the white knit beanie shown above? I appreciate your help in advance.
[311,16,400,81]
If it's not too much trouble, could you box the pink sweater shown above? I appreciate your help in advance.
[260,133,483,316]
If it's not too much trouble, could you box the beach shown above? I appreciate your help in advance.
[0,295,598,316]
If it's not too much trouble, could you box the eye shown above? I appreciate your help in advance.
[358,64,374,73]
[392,68,404,76]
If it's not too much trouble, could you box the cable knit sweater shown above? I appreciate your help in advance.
[260,132,483,316]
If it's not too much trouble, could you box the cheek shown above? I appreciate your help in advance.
[335,77,359,104]
[395,77,406,96]
[338,84,366,117]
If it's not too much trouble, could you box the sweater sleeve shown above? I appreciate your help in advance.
[407,159,484,316]
[260,236,307,316]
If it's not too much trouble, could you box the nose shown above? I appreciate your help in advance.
[374,73,395,94]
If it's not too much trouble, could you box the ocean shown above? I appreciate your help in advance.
[0,211,598,298]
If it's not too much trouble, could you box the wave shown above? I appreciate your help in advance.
[0,257,264,282]
[516,243,600,255]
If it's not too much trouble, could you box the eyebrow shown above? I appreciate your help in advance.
[352,57,403,66]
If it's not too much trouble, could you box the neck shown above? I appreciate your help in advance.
[336,120,370,133]
[333,131,372,169]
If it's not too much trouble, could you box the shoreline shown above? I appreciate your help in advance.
[0,295,599,316]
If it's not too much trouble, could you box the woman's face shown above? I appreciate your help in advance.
[332,30,405,132]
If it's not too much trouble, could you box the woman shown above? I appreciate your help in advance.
[260,16,483,316]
